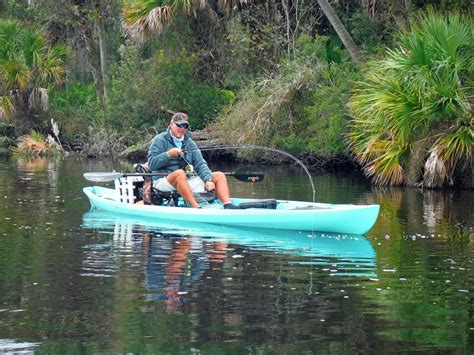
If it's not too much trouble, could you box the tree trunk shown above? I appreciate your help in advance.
[97,0,108,98]
[406,140,428,187]
[316,0,363,65]
[391,0,410,31]
[281,0,291,57]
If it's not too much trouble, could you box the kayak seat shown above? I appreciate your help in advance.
[134,163,216,207]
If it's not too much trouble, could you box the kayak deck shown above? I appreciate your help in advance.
[83,186,380,234]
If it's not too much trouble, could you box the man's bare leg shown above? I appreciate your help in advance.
[166,170,200,208]
[212,171,232,205]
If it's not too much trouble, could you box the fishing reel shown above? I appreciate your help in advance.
[185,164,194,176]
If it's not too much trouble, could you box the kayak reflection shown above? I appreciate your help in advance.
[82,210,377,312]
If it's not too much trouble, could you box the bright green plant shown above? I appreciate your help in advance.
[0,19,69,122]
[348,11,472,187]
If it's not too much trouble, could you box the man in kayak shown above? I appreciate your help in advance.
[148,112,238,209]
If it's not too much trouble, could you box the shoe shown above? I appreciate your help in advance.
[223,203,239,209]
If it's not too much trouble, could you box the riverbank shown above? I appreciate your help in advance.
[116,128,359,173]
[3,126,472,189]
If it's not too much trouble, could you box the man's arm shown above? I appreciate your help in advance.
[148,135,172,171]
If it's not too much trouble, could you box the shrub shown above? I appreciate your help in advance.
[12,130,62,158]
[107,44,235,135]
[214,34,360,160]
[49,82,101,143]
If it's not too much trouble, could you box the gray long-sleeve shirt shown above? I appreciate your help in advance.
[147,129,213,182]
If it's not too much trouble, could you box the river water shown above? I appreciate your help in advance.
[0,157,472,353]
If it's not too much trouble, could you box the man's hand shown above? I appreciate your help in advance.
[167,148,182,158]
[204,180,215,191]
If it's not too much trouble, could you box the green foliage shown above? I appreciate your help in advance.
[276,62,359,156]
[49,82,101,143]
[215,34,360,160]
[232,5,285,74]
[216,16,256,89]
[3,0,469,166]
[107,43,235,133]
[0,121,14,137]
[306,67,358,155]
[349,10,394,50]
[415,0,473,12]
[348,11,473,187]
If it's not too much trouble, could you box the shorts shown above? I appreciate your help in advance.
[153,175,205,193]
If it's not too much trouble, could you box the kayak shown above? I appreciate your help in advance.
[82,210,377,277]
[83,186,380,234]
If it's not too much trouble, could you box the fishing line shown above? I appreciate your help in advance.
[183,144,316,202]
[192,144,319,283]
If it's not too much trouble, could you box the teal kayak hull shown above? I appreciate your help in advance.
[83,186,380,234]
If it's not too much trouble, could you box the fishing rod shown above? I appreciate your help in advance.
[182,144,316,202]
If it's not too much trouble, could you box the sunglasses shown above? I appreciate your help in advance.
[175,122,189,129]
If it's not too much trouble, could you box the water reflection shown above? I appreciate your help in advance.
[82,210,377,313]
[0,339,40,353]
[141,233,228,313]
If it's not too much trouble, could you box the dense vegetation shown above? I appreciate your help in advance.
[0,0,472,187]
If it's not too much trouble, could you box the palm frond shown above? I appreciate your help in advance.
[0,95,15,121]
[122,1,174,41]
[0,58,31,90]
[363,140,406,185]
[435,120,473,162]
[364,146,405,186]
[21,29,46,67]
[121,0,249,41]
[419,12,470,61]
[36,43,69,87]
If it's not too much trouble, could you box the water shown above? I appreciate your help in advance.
[0,157,472,353]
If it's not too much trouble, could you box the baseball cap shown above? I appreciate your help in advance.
[170,112,189,125]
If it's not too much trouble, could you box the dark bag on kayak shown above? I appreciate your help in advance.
[135,163,156,205]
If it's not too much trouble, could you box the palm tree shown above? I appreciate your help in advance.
[347,11,472,188]
[0,19,69,122]
[121,0,246,42]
